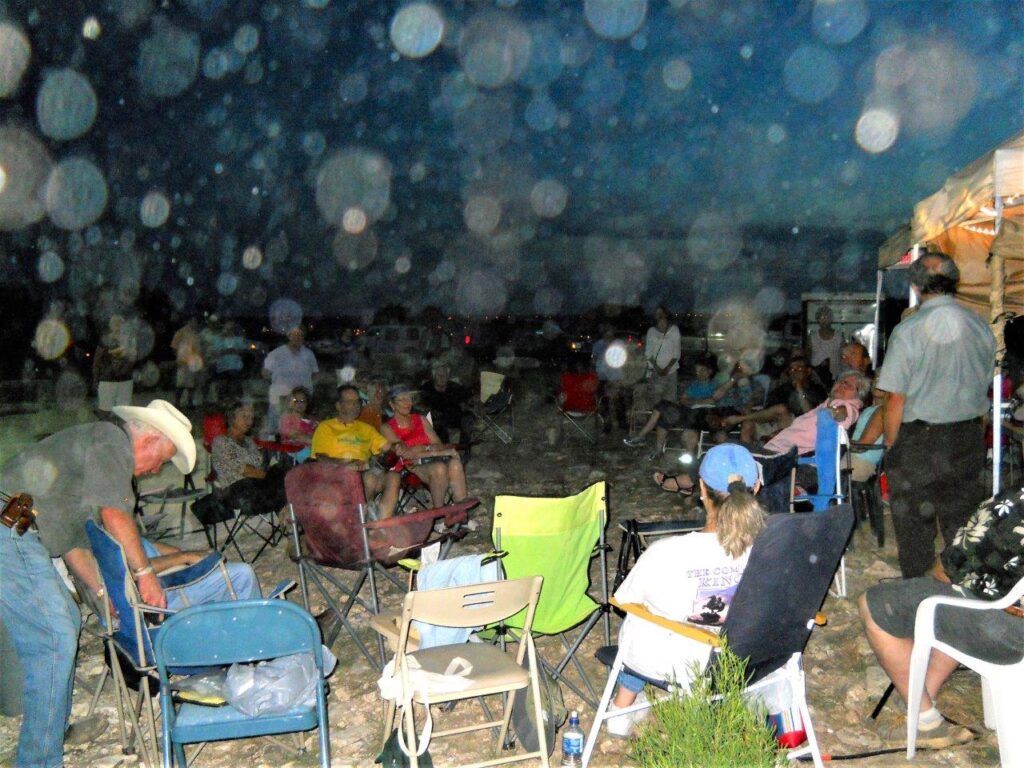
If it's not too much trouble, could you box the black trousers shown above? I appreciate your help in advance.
[886,418,986,578]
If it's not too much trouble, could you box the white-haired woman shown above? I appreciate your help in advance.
[607,443,767,737]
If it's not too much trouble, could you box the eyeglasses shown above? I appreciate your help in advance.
[291,398,307,404]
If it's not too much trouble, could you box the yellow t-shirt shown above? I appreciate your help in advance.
[311,418,388,462]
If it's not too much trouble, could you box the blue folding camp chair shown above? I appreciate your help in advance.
[85,520,231,767]
[155,600,330,768]
[790,409,848,512]
[789,409,851,596]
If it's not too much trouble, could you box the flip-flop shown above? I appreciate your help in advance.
[654,472,693,495]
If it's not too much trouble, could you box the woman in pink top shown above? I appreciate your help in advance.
[379,384,469,518]
[278,387,318,445]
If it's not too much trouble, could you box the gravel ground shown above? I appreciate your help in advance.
[0,380,1001,767]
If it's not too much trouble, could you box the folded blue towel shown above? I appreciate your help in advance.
[413,555,501,649]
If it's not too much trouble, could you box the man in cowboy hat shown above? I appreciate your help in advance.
[0,400,199,767]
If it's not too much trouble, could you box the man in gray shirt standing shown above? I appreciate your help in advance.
[877,251,996,578]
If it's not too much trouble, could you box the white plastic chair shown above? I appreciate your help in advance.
[907,575,1024,766]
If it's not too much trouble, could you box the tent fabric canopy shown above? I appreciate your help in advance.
[878,130,1024,316]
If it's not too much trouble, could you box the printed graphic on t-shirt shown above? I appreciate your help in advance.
[684,563,745,625]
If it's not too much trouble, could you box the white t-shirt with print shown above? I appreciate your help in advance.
[613,532,750,686]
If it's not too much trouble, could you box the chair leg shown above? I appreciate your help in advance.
[582,657,623,767]
[382,698,397,751]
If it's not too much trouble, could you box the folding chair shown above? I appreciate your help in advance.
[285,461,477,670]
[476,371,515,445]
[789,410,851,597]
[217,482,288,566]
[491,481,612,707]
[156,599,330,768]
[380,577,548,768]
[84,520,239,768]
[558,371,602,441]
[613,517,704,592]
[907,575,1024,766]
[583,505,855,768]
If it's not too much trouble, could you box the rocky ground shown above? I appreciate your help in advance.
[0,377,1001,767]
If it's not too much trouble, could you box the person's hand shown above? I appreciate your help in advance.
[137,572,166,611]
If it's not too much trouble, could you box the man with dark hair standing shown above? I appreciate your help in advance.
[877,251,995,578]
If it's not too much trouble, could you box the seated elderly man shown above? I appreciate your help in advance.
[858,487,1024,748]
[418,361,476,452]
[311,384,392,501]
[762,369,870,455]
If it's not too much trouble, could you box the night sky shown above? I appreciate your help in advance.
[0,0,1022,340]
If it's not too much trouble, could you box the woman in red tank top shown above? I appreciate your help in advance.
[379,385,469,518]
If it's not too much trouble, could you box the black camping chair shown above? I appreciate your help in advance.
[585,504,855,768]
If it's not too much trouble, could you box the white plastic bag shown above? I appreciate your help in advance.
[225,646,337,717]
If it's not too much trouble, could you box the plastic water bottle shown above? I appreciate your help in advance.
[561,710,583,766]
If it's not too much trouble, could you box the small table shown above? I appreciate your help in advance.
[253,438,307,467]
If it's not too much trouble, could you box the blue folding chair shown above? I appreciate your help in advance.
[789,409,851,596]
[790,409,848,512]
[155,600,330,768]
[86,520,232,767]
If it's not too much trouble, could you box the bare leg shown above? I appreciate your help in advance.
[446,456,468,501]
[420,462,449,508]
[858,594,959,711]
[375,472,402,519]
[654,426,668,452]
[635,409,662,439]
[612,687,637,708]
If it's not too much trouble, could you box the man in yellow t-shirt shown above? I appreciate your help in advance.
[311,384,391,499]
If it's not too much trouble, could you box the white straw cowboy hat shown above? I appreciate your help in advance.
[112,399,197,474]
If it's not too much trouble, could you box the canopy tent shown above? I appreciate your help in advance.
[876,129,1024,494]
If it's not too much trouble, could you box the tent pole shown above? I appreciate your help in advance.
[991,197,1006,496]
[909,244,920,309]
[872,270,883,365]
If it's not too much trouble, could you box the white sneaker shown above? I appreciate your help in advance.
[605,692,650,738]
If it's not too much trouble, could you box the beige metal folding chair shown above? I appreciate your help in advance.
[380,576,549,768]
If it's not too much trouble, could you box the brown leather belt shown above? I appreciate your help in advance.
[1,493,35,536]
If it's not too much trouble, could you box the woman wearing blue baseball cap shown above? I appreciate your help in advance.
[604,443,768,738]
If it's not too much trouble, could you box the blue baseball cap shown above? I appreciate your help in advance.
[387,383,416,400]
[699,444,759,494]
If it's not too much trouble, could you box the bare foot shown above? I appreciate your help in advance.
[653,472,693,495]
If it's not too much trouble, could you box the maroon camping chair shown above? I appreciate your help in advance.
[559,371,602,441]
[285,461,477,669]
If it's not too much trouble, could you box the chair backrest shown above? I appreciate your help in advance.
[492,482,607,635]
[155,599,322,679]
[560,371,599,413]
[286,462,454,568]
[203,413,227,454]
[285,462,372,567]
[480,371,506,403]
[813,409,840,500]
[85,519,155,666]
[718,505,854,685]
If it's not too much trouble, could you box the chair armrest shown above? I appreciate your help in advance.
[267,579,296,599]
[159,551,225,590]
[138,603,175,616]
[609,597,721,647]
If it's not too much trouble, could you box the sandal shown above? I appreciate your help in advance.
[654,472,693,495]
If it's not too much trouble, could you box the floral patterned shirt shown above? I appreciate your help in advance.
[211,434,263,487]
[942,487,1024,603]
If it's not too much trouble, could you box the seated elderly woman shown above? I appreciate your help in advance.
[211,399,288,516]
[378,384,469,519]
[608,444,767,737]
[277,386,318,445]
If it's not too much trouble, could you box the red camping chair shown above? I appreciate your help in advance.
[285,462,477,669]
[559,371,602,441]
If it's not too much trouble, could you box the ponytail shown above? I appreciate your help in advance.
[705,480,767,558]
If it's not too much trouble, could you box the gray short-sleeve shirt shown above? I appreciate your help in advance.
[877,295,995,424]
[0,422,135,556]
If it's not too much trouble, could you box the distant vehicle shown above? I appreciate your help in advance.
[358,323,443,372]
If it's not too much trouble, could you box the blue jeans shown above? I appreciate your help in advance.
[141,540,261,608]
[0,529,80,768]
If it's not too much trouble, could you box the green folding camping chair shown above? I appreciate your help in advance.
[491,481,612,707]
